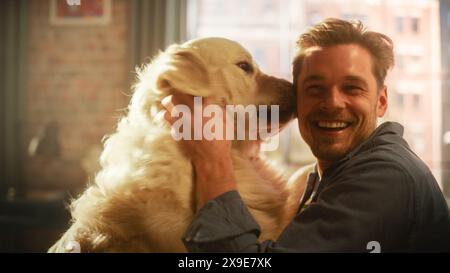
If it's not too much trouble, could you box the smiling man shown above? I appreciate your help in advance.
[163,18,450,252]
[296,43,388,174]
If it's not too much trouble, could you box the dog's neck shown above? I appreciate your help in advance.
[232,140,261,161]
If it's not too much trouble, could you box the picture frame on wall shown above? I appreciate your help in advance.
[49,0,112,26]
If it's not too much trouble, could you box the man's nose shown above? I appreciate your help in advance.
[319,86,345,111]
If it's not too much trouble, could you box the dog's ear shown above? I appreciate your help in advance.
[154,46,211,97]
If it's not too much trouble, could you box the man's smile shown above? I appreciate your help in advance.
[311,120,354,136]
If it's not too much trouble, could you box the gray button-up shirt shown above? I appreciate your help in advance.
[182,122,450,252]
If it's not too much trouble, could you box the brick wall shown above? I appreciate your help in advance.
[24,0,131,192]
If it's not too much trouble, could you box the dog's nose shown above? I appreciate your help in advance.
[265,76,293,93]
[276,78,296,122]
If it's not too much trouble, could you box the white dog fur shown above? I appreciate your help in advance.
[48,37,310,253]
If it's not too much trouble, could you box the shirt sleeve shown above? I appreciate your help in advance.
[182,160,412,253]
[182,190,262,252]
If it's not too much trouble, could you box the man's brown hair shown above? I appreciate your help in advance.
[292,18,394,90]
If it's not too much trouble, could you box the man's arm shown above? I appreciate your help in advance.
[182,159,412,252]
[192,156,237,210]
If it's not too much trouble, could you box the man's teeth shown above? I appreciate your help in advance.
[317,121,349,129]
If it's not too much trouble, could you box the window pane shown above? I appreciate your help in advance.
[412,17,420,33]
[396,16,404,33]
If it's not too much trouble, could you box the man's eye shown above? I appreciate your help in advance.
[343,85,363,93]
[305,85,325,94]
[236,61,253,74]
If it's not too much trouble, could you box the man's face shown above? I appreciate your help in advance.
[296,44,388,167]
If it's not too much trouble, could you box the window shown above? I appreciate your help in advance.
[411,55,421,63]
[412,17,420,33]
[408,55,422,73]
[447,10,450,27]
[262,0,275,14]
[308,11,323,26]
[396,92,405,109]
[413,135,425,154]
[413,94,421,110]
[396,54,405,70]
[253,47,267,68]
[448,44,450,59]
[395,16,404,33]
[342,13,368,24]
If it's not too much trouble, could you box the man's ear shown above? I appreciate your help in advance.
[154,46,211,97]
[377,85,388,117]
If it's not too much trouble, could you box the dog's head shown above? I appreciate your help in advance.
[132,37,295,132]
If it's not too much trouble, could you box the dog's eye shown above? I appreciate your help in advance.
[236,61,253,74]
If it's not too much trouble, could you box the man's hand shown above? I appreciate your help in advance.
[161,94,237,210]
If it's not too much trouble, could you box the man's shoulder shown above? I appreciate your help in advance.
[345,127,445,208]
[339,122,429,181]
[332,130,429,194]
[366,127,431,181]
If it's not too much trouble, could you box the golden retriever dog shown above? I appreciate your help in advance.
[48,37,308,253]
